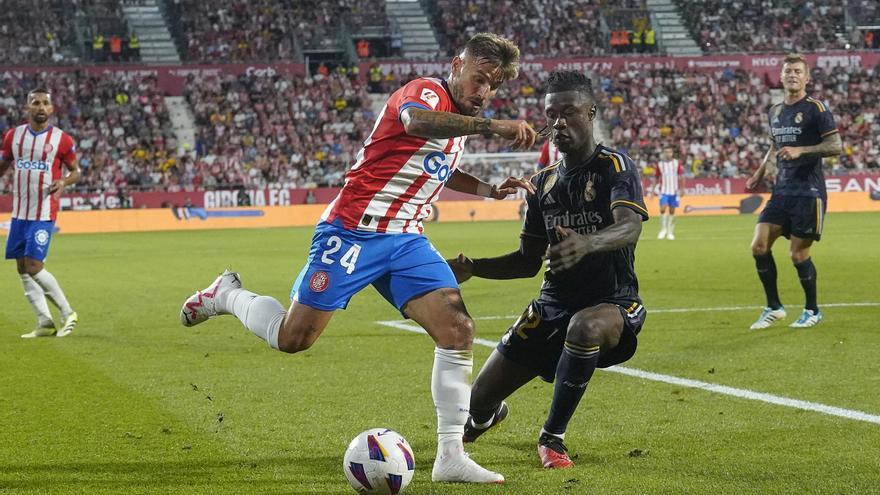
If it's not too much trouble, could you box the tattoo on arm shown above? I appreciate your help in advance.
[800,133,843,158]
[402,108,491,138]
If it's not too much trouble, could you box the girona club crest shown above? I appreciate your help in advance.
[43,143,54,154]
[309,271,330,292]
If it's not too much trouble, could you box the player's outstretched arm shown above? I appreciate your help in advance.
[445,169,535,198]
[546,207,642,273]
[0,158,11,177]
[446,236,546,283]
[400,108,536,149]
[776,133,842,162]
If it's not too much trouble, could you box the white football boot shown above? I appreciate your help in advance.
[21,324,57,339]
[56,311,79,338]
[749,307,787,330]
[432,447,504,484]
[790,309,822,328]
[180,270,242,327]
[657,228,667,239]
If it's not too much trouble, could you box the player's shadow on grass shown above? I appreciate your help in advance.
[0,454,341,492]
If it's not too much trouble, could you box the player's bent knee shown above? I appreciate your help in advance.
[566,313,606,347]
[277,334,314,354]
[790,249,810,264]
[751,241,769,256]
[448,316,475,350]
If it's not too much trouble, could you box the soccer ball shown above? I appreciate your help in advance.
[343,428,415,494]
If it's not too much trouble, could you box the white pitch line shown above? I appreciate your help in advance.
[447,301,880,321]
[375,319,880,426]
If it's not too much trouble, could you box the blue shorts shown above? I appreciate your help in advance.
[5,218,55,261]
[659,194,680,208]
[291,220,458,314]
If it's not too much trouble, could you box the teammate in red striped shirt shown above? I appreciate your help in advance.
[649,146,685,240]
[180,33,537,484]
[0,88,81,338]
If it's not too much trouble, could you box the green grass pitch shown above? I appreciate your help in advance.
[1,212,879,494]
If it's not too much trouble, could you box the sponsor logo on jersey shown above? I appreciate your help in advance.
[419,88,440,109]
[34,229,50,246]
[310,271,330,292]
[16,159,49,171]
[423,151,450,182]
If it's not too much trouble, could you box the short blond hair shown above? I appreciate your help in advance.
[462,33,520,82]
[783,53,809,70]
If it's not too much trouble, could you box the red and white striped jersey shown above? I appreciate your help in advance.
[537,140,561,170]
[654,159,683,195]
[1,125,76,221]
[321,77,467,234]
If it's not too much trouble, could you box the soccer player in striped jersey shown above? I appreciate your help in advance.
[747,53,842,330]
[650,146,685,239]
[0,88,80,338]
[180,33,537,484]
[448,71,648,469]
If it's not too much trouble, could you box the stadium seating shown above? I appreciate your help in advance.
[183,72,375,188]
[675,0,848,53]
[600,65,879,176]
[0,71,174,192]
[0,0,137,64]
[173,0,386,62]
[431,0,608,58]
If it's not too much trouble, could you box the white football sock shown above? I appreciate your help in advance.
[225,289,285,349]
[21,274,54,327]
[668,215,676,235]
[540,427,565,441]
[661,213,669,230]
[32,269,73,317]
[432,348,473,457]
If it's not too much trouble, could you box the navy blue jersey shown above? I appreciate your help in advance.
[521,145,649,310]
[768,96,838,198]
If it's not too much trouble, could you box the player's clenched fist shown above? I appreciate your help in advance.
[446,253,474,283]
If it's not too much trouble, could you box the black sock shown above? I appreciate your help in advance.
[544,342,600,436]
[470,405,497,426]
[754,252,782,309]
[794,258,818,312]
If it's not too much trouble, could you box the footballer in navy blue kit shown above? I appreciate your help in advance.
[747,53,843,330]
[447,72,648,470]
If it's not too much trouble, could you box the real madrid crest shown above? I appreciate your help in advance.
[584,176,597,202]
[794,112,803,124]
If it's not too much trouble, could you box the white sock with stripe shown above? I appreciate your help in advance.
[32,269,73,318]
[20,274,54,327]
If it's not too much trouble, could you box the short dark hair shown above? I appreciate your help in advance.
[462,33,520,82]
[546,71,595,100]
[27,87,51,102]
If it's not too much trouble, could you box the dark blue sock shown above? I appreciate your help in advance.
[794,258,818,312]
[543,342,600,436]
[754,252,782,309]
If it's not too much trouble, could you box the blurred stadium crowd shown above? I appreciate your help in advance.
[1,0,877,195]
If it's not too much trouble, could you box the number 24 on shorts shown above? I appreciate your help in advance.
[320,236,361,274]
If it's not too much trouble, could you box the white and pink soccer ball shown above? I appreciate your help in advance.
[343,428,415,494]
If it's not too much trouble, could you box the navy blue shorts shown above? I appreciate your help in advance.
[496,299,647,383]
[5,218,55,261]
[758,195,826,241]
[291,220,458,314]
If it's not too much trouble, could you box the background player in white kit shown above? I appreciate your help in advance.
[650,146,685,239]
[0,89,80,338]
[180,33,537,484]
